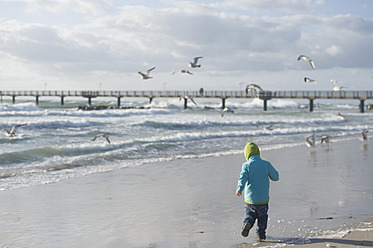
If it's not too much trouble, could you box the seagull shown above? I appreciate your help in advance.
[172,70,193,75]
[245,83,264,93]
[138,67,156,80]
[321,135,331,144]
[306,133,316,147]
[256,124,273,131]
[298,55,316,70]
[304,77,317,85]
[188,57,202,68]
[0,123,27,137]
[331,80,344,91]
[220,107,234,117]
[362,130,369,141]
[338,112,349,122]
[179,95,197,105]
[92,134,111,144]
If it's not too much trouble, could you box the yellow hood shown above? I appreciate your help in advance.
[244,142,260,161]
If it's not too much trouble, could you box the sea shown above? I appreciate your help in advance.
[0,97,372,192]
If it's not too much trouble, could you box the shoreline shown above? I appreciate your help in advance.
[0,138,372,247]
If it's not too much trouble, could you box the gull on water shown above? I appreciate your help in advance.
[298,55,316,70]
[138,67,156,80]
[304,77,317,85]
[321,135,331,144]
[306,133,316,147]
[179,96,197,105]
[331,80,344,91]
[92,134,111,144]
[245,83,264,94]
[256,124,273,131]
[362,130,369,141]
[188,57,202,68]
[0,123,27,137]
[172,70,193,75]
[338,112,349,122]
[220,107,234,117]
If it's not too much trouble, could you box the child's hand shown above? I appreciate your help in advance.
[236,190,242,196]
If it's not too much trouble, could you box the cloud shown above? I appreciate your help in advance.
[1,0,373,84]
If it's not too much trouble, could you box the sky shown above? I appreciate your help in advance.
[0,0,373,91]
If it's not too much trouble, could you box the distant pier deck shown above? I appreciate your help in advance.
[1,90,373,112]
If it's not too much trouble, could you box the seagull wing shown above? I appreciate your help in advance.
[190,97,197,105]
[193,57,202,63]
[308,59,316,70]
[186,71,193,75]
[172,70,180,75]
[0,126,11,135]
[92,134,103,141]
[10,123,27,135]
[105,136,111,144]
[145,67,156,76]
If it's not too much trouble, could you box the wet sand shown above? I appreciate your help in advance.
[0,139,372,247]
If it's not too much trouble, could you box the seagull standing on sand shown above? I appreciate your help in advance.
[220,107,234,117]
[321,135,331,144]
[138,67,156,80]
[172,70,193,75]
[331,80,344,91]
[188,57,202,68]
[306,133,316,147]
[362,130,369,141]
[92,134,111,144]
[179,96,197,105]
[0,123,27,137]
[304,77,317,85]
[338,112,349,122]
[298,55,316,70]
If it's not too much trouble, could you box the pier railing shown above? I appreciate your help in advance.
[1,90,372,112]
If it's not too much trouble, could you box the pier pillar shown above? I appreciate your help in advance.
[61,96,64,105]
[117,97,121,107]
[221,98,226,109]
[263,99,267,111]
[184,98,188,109]
[88,97,92,106]
[12,96,15,104]
[309,99,314,112]
[360,99,365,113]
[36,96,39,105]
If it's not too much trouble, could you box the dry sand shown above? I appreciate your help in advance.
[0,139,372,247]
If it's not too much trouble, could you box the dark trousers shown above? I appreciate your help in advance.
[244,203,268,236]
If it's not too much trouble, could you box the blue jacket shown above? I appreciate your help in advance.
[237,144,279,204]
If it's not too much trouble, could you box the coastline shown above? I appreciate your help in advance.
[0,138,372,247]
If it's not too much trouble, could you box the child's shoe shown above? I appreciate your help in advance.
[241,222,252,237]
[257,233,266,241]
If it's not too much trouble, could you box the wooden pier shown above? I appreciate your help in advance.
[1,90,373,112]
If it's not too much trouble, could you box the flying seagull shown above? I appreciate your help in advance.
[138,67,156,80]
[92,134,111,144]
[0,123,27,137]
[298,55,316,70]
[304,77,317,85]
[338,112,349,122]
[245,83,264,93]
[179,96,197,105]
[172,70,193,75]
[188,57,203,68]
[220,107,234,117]
[362,130,369,141]
[331,80,344,91]
[306,133,316,147]
[321,135,331,144]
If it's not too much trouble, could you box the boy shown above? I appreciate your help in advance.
[236,142,279,240]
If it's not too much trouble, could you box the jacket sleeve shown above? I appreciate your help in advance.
[268,163,279,181]
[237,163,249,191]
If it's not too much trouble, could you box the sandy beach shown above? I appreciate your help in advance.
[0,138,372,248]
